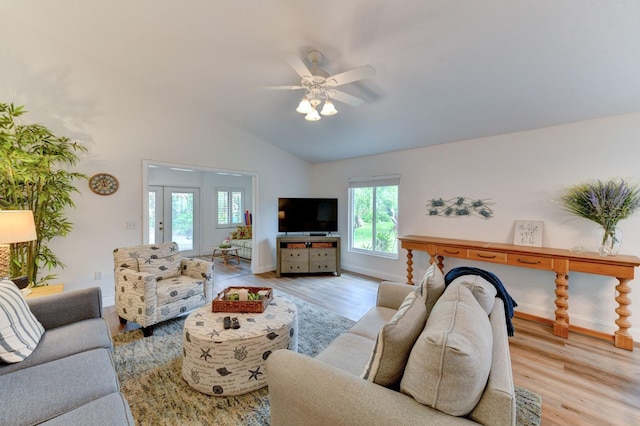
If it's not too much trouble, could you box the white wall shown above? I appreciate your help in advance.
[4,7,640,342]
[312,112,640,341]
[0,17,312,305]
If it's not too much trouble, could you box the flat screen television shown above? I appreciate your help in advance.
[278,198,338,234]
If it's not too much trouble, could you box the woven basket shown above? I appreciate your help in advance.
[211,286,273,313]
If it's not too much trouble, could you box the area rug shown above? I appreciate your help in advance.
[113,292,541,425]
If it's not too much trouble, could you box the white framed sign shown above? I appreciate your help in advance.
[514,220,544,247]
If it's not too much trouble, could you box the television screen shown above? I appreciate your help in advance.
[278,198,338,234]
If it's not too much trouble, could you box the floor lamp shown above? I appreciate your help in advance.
[0,210,37,286]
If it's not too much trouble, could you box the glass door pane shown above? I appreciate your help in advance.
[148,186,163,244]
[162,187,200,257]
[171,191,194,251]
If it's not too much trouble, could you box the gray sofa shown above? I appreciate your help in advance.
[0,287,134,425]
[267,272,516,426]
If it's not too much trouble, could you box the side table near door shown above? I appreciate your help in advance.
[212,246,241,265]
[25,283,64,299]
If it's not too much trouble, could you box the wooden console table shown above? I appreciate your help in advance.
[398,235,640,350]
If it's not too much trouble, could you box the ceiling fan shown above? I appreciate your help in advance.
[267,50,376,121]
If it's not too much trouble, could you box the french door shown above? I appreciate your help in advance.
[148,186,200,257]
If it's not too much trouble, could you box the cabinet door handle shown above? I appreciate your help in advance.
[517,258,541,265]
[444,249,460,254]
[476,253,496,259]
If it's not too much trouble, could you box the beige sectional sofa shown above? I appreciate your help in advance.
[267,266,516,426]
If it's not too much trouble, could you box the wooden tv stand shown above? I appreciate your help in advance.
[276,235,341,277]
[398,235,640,351]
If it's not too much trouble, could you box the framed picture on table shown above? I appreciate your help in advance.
[513,220,543,247]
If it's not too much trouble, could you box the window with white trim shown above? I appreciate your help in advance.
[217,188,244,227]
[348,175,400,258]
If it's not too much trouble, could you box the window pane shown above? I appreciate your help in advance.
[217,191,230,225]
[352,187,373,250]
[231,191,243,224]
[374,186,398,253]
[349,182,398,257]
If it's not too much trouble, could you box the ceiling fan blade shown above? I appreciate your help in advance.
[329,90,364,107]
[263,85,304,90]
[284,53,312,79]
[326,64,376,87]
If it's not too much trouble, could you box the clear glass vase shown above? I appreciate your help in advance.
[593,226,622,256]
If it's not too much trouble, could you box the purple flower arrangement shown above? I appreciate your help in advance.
[561,178,640,254]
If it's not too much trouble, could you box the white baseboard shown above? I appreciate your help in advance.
[103,294,115,308]
[340,262,405,283]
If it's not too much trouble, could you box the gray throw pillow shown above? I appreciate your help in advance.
[361,291,427,388]
[414,262,446,316]
[400,284,492,416]
[447,274,497,314]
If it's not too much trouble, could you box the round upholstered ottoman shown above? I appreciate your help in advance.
[182,296,298,396]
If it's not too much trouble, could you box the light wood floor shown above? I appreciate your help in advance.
[105,259,640,425]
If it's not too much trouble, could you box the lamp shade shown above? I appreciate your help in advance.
[320,99,338,116]
[305,108,321,121]
[296,97,312,114]
[0,210,37,244]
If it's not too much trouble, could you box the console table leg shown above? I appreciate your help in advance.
[614,278,634,351]
[553,263,570,338]
[436,255,444,273]
[406,249,414,284]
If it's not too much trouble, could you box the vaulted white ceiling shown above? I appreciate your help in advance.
[3,1,640,163]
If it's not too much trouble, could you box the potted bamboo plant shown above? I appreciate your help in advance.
[0,102,87,284]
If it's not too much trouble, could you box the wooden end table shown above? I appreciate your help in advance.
[212,246,241,265]
[25,283,64,299]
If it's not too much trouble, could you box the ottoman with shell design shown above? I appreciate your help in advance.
[182,296,297,396]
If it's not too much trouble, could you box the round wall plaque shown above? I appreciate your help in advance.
[89,173,119,195]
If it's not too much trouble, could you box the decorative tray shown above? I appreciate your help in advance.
[211,286,273,313]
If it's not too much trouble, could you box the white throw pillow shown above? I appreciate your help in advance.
[0,280,45,363]
[137,255,181,281]
[361,291,427,388]
[415,262,446,316]
[400,284,492,416]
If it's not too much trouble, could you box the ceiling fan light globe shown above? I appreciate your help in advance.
[321,100,338,116]
[305,109,321,121]
[296,97,312,114]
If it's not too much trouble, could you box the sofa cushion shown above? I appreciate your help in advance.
[400,284,492,416]
[415,263,446,316]
[347,306,397,341]
[361,291,427,388]
[448,274,497,314]
[0,318,113,376]
[0,280,45,363]
[155,276,204,306]
[113,242,180,271]
[40,393,134,425]
[315,333,376,376]
[137,255,181,280]
[0,348,121,426]
[237,225,252,239]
